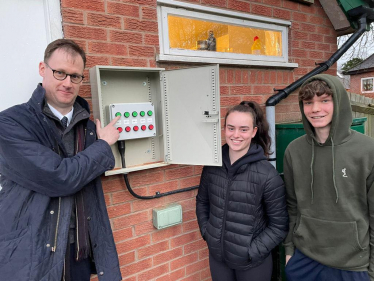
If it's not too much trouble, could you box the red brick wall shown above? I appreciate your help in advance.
[60,0,337,280]
[350,72,374,98]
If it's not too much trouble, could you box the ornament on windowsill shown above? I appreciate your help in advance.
[206,30,216,51]
[251,36,262,55]
[197,40,208,50]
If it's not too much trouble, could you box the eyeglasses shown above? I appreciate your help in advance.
[44,62,84,84]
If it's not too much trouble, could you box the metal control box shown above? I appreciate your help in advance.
[90,65,222,175]
[110,102,156,140]
[153,204,182,230]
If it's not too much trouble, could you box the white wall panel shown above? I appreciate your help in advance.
[0,0,62,112]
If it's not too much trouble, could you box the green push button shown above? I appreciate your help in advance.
[147,110,153,116]
[140,111,145,117]
[132,111,138,117]
[124,112,130,118]
[115,112,121,117]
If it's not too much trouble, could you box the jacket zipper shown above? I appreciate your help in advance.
[76,136,79,154]
[84,128,87,148]
[51,142,62,253]
[51,197,61,252]
[75,197,80,261]
[51,124,87,254]
[74,127,87,260]
[220,178,232,260]
[63,259,66,281]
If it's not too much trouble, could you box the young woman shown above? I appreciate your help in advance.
[196,101,288,281]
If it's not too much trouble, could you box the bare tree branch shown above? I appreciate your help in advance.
[338,23,374,67]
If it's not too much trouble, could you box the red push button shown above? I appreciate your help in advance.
[133,126,139,131]
[141,125,146,131]
[148,124,154,130]
[117,127,123,133]
[125,126,131,132]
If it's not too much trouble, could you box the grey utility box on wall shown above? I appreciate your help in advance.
[90,65,222,175]
[153,204,183,230]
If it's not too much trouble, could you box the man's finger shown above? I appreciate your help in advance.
[108,115,121,126]
[95,119,102,129]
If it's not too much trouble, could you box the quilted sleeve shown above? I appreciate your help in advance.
[0,115,114,197]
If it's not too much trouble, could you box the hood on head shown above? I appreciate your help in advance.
[299,74,353,145]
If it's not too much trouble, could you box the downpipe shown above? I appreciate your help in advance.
[265,15,367,168]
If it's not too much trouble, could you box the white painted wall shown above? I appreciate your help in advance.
[0,0,62,191]
[0,0,63,112]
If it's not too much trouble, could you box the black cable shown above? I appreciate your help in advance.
[117,141,126,168]
[117,140,198,200]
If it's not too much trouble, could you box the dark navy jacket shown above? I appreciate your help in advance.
[0,85,122,281]
[196,144,288,270]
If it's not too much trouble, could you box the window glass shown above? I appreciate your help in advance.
[362,78,374,92]
[157,1,296,67]
[168,15,282,57]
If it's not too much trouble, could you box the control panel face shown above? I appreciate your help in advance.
[109,102,156,140]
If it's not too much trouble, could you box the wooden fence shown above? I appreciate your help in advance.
[349,92,374,138]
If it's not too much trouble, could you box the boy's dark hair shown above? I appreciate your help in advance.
[299,79,333,101]
[224,101,272,157]
[44,39,86,68]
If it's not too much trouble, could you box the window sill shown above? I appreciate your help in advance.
[157,54,298,68]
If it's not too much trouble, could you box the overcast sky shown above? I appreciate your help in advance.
[337,25,374,70]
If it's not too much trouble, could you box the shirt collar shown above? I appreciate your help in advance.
[47,103,74,127]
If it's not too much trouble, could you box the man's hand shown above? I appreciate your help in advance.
[96,116,121,146]
[286,255,292,265]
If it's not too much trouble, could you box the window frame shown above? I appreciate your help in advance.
[43,0,64,42]
[361,77,374,93]
[157,0,298,68]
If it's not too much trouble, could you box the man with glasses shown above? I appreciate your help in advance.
[0,39,122,281]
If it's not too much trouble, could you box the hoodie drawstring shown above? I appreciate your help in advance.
[310,137,339,204]
[310,138,315,204]
[331,137,339,203]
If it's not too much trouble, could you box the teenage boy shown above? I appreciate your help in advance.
[283,74,374,281]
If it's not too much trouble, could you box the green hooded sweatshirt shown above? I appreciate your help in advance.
[283,74,374,277]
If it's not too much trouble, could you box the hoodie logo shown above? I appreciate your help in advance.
[342,168,348,178]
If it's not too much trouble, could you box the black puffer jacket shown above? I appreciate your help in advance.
[196,144,288,270]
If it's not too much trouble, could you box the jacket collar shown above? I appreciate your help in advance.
[222,143,266,178]
[28,84,91,157]
[29,84,91,114]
